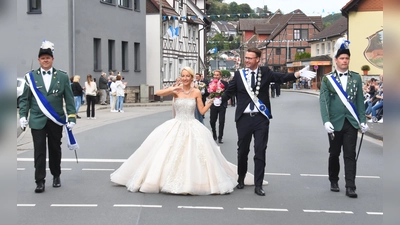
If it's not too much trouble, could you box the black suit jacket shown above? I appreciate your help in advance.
[223,67,297,121]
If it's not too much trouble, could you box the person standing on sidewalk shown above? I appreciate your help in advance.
[115,75,127,112]
[319,38,369,198]
[84,74,97,119]
[71,75,83,119]
[18,40,77,193]
[98,72,108,105]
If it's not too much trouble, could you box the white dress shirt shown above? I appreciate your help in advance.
[41,68,53,92]
[243,68,259,113]
[338,70,349,91]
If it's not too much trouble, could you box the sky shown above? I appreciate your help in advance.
[223,0,351,16]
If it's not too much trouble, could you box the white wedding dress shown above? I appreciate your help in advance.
[110,98,264,195]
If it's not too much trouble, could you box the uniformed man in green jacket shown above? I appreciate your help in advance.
[19,40,76,193]
[319,38,369,198]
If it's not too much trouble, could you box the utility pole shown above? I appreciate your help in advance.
[159,0,163,102]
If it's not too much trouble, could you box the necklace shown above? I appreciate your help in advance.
[182,87,192,95]
[245,68,262,96]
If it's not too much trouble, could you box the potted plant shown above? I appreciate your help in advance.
[361,65,370,75]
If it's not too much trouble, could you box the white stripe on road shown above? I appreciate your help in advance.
[113,204,162,208]
[265,173,291,176]
[300,174,328,177]
[303,209,353,214]
[178,206,223,210]
[367,212,383,215]
[46,168,71,171]
[50,204,98,207]
[238,207,288,212]
[300,174,380,179]
[17,158,126,163]
[17,168,25,171]
[17,204,35,207]
[82,168,115,171]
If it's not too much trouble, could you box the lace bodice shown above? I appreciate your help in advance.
[174,98,196,121]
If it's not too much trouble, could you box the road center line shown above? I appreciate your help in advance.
[265,173,291,176]
[18,158,126,163]
[366,212,383,215]
[17,168,25,171]
[178,206,223,210]
[300,174,380,179]
[303,209,353,214]
[50,204,98,207]
[82,168,115,171]
[17,204,35,207]
[238,207,288,212]
[113,204,162,208]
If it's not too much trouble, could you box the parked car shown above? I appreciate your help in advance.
[17,78,25,107]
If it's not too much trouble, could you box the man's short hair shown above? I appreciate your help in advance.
[247,48,261,58]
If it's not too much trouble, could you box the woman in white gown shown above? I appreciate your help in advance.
[110,67,264,195]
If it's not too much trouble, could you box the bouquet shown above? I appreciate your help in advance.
[198,82,207,94]
[207,79,225,106]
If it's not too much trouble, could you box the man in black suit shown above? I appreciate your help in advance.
[223,48,315,196]
[209,70,229,144]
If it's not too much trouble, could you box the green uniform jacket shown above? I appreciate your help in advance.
[319,71,366,131]
[19,68,76,129]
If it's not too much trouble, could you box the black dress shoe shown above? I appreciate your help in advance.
[53,177,61,188]
[76,115,81,119]
[213,133,217,141]
[218,138,223,144]
[254,186,265,196]
[236,181,244,189]
[346,187,358,198]
[35,182,45,193]
[330,182,340,192]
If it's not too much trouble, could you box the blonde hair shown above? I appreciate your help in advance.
[73,75,80,82]
[181,67,194,79]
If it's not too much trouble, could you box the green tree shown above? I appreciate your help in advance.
[221,70,231,78]
[295,52,311,60]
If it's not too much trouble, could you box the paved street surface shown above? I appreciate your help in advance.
[17,92,383,225]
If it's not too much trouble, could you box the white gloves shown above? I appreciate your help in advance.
[324,122,334,133]
[213,98,222,106]
[20,117,28,130]
[360,123,369,133]
[66,122,75,130]
[299,65,317,80]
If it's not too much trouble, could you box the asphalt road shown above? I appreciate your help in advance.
[17,92,383,225]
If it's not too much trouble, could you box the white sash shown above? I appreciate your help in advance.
[26,72,79,150]
[327,74,360,126]
[239,69,270,119]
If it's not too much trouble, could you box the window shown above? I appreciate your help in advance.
[168,62,173,81]
[108,40,115,71]
[276,48,281,55]
[134,42,140,71]
[316,44,320,55]
[321,43,325,54]
[93,38,101,71]
[118,0,131,8]
[297,48,305,53]
[121,41,129,71]
[327,42,331,54]
[134,0,140,11]
[28,0,41,13]
[294,29,309,40]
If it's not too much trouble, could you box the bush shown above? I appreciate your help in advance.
[361,65,370,71]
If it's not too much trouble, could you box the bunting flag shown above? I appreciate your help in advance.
[207,38,320,44]
[167,25,180,39]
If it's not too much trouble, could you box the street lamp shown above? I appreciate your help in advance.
[159,0,163,102]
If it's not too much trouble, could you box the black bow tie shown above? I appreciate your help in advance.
[42,70,51,75]
[339,73,348,77]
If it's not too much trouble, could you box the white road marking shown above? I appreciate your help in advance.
[113,204,162,208]
[300,174,328,177]
[17,168,25,171]
[366,212,383,215]
[46,168,71,171]
[178,206,223,210]
[18,158,126,163]
[82,168,115,171]
[50,204,98,207]
[238,207,288,212]
[300,174,380,179]
[265,173,291,176]
[303,209,353,214]
[17,204,35,207]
